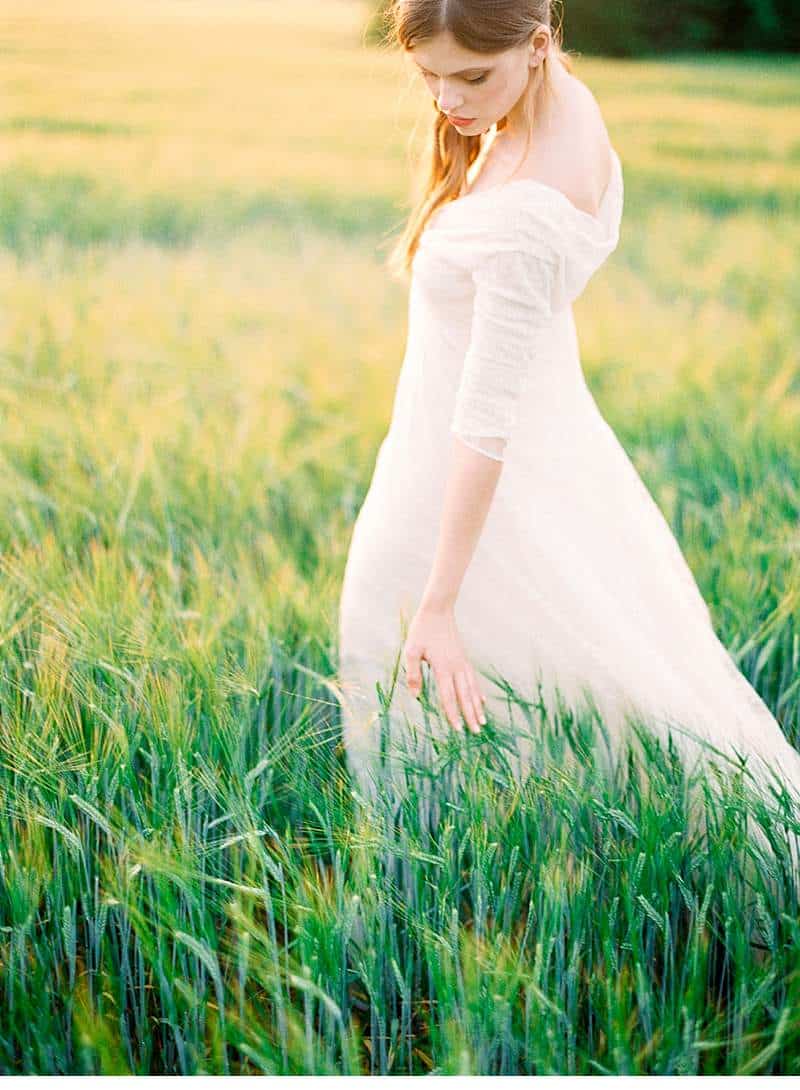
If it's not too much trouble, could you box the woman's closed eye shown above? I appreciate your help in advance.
[419,69,489,85]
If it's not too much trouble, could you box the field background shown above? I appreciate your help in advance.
[2,0,800,1075]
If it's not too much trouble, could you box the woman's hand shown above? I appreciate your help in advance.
[403,601,488,734]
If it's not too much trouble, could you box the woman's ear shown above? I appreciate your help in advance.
[529,28,550,67]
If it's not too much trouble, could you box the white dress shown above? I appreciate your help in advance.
[337,144,800,845]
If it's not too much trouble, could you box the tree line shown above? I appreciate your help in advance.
[365,0,800,56]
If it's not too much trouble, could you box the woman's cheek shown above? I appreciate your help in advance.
[494,75,518,112]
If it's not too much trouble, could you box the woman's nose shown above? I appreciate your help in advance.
[437,82,463,113]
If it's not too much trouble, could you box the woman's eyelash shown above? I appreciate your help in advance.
[421,71,488,84]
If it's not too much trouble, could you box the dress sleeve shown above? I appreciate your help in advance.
[450,240,561,461]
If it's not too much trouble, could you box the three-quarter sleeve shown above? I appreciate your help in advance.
[450,241,561,461]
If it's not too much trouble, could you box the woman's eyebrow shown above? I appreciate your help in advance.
[414,62,490,76]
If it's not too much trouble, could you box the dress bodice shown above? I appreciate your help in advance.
[415,146,624,313]
[406,147,625,461]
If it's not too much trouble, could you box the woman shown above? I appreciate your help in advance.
[337,0,800,840]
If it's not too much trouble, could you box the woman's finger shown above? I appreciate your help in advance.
[435,670,463,733]
[469,668,488,724]
[404,643,423,697]
[454,671,481,733]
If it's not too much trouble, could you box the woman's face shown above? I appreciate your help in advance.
[408,29,533,135]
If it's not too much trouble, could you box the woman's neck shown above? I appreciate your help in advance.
[502,54,571,145]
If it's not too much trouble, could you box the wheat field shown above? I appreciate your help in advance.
[2,0,800,1074]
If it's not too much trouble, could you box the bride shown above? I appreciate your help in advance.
[337,0,800,859]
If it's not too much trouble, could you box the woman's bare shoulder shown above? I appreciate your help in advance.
[548,74,613,216]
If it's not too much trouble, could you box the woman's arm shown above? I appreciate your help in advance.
[403,235,560,734]
[403,433,503,734]
[420,435,503,612]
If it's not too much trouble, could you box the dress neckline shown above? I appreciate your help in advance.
[441,145,622,230]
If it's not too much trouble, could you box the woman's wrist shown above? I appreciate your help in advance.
[419,588,457,613]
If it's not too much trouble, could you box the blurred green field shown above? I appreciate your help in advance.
[2,0,800,1075]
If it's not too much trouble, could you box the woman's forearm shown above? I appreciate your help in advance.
[419,435,504,612]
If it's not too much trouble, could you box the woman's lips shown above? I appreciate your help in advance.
[446,115,476,126]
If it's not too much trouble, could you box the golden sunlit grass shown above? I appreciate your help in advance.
[4,1,799,203]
